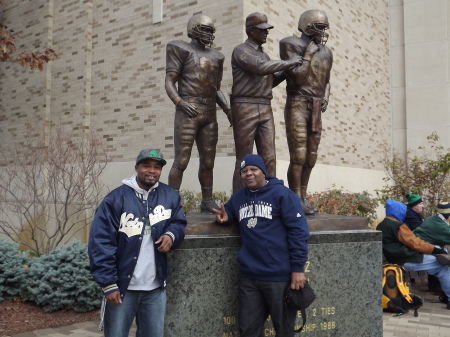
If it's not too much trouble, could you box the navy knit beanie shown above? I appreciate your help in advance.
[240,154,266,176]
[437,202,450,214]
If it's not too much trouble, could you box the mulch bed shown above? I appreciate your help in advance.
[0,298,99,336]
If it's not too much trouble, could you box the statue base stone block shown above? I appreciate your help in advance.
[165,213,382,336]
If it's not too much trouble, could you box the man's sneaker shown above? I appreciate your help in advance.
[436,254,450,266]
[200,199,220,213]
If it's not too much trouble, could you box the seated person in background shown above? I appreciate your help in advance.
[376,199,450,309]
[404,193,424,230]
[413,202,450,248]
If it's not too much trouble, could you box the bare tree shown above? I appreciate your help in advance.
[376,132,450,217]
[0,127,108,256]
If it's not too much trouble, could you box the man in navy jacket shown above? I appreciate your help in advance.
[88,149,186,337]
[404,193,424,230]
[214,154,310,337]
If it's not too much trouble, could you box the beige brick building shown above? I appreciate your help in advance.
[1,0,396,199]
[10,0,449,226]
[390,0,450,153]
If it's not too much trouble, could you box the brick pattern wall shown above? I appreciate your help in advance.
[1,0,390,170]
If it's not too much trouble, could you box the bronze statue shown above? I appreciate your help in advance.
[165,14,231,212]
[230,12,302,193]
[280,9,333,214]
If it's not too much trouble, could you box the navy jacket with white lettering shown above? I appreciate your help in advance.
[88,182,186,296]
[222,177,310,281]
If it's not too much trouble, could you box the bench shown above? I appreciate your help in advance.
[405,270,428,283]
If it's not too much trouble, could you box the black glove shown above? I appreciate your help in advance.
[432,247,447,255]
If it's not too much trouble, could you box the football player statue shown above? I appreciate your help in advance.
[280,9,333,215]
[165,14,231,213]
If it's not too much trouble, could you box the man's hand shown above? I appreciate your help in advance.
[106,291,122,305]
[156,234,173,252]
[212,203,229,223]
[290,272,307,290]
[177,100,198,118]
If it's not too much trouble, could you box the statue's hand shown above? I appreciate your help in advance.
[177,100,198,118]
[288,57,303,68]
[224,108,233,127]
[321,98,328,112]
[305,40,319,55]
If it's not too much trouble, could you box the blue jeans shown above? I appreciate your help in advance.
[104,288,166,337]
[404,254,450,297]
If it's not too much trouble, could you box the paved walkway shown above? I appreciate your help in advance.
[383,278,450,337]
[9,278,450,337]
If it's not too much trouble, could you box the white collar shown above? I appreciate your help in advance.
[437,213,449,223]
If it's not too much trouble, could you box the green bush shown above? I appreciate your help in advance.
[376,132,450,217]
[21,241,102,312]
[0,239,30,301]
[308,186,379,225]
[180,190,230,213]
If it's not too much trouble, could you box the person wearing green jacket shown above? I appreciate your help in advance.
[377,200,450,309]
[413,202,450,249]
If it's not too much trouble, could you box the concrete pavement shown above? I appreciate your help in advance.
[9,278,450,337]
[383,278,450,337]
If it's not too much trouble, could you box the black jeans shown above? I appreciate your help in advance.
[239,277,297,337]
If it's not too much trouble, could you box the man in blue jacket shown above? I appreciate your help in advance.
[214,154,310,337]
[88,149,186,337]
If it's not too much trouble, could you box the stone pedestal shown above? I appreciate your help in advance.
[165,213,382,336]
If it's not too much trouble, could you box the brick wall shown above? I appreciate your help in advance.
[1,0,390,170]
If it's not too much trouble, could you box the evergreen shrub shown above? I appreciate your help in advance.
[21,241,102,312]
[0,239,29,301]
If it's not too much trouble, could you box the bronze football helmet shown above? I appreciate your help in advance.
[298,10,329,45]
[187,14,215,46]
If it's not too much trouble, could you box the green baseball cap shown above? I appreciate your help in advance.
[136,149,167,166]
